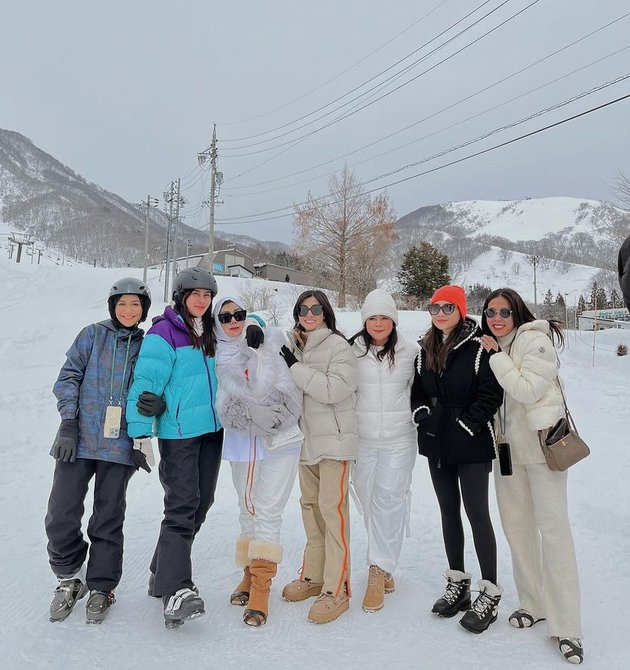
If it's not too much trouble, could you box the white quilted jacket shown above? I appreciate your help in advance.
[352,335,418,444]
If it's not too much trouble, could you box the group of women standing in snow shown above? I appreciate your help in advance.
[44,269,584,665]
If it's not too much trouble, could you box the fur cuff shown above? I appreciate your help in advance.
[235,535,254,567]
[248,539,283,565]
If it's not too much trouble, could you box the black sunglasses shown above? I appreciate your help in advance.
[428,303,456,316]
[484,307,513,319]
[298,304,324,317]
[218,309,247,324]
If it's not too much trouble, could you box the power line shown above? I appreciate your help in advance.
[214,89,630,226]
[222,11,630,193]
[216,0,451,127]
[219,0,517,152]
[220,0,540,167]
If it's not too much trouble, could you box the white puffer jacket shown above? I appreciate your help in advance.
[489,320,564,464]
[352,335,418,445]
[287,328,359,465]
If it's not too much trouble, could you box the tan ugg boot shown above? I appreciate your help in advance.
[362,565,386,612]
[282,578,323,602]
[308,590,349,624]
[243,559,277,627]
[230,566,251,606]
[230,536,253,606]
[384,572,395,594]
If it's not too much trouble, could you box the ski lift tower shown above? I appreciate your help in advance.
[8,233,34,263]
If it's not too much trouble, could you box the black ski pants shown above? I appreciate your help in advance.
[45,458,135,592]
[151,430,223,597]
[428,460,497,584]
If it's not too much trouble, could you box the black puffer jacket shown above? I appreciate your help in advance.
[410,318,503,466]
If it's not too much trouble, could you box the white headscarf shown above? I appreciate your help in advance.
[213,296,258,371]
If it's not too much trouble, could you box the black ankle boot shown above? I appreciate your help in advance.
[460,580,503,633]
[432,570,472,617]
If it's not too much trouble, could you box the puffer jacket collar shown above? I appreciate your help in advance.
[418,317,480,351]
[152,305,189,334]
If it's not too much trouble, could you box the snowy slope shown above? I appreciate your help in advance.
[450,197,620,243]
[0,256,628,670]
[453,245,599,305]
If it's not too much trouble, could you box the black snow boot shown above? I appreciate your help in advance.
[85,590,115,624]
[460,580,503,633]
[49,578,88,622]
[432,569,472,617]
[163,588,205,629]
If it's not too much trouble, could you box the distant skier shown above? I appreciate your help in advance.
[618,233,630,311]
[45,277,153,625]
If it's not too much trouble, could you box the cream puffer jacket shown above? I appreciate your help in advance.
[352,335,418,444]
[287,327,358,465]
[489,320,565,464]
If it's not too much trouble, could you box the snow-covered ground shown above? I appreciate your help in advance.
[0,254,628,669]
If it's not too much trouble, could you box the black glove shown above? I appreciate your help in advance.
[131,437,153,473]
[412,407,431,425]
[279,345,298,368]
[137,391,166,417]
[246,324,265,349]
[51,418,78,462]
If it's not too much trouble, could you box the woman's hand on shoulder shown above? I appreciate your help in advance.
[480,335,499,353]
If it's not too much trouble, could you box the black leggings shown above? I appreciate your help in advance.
[428,460,497,583]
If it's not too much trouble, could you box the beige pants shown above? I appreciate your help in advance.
[299,459,351,598]
[495,462,582,638]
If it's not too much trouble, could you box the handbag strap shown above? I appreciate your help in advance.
[556,370,579,435]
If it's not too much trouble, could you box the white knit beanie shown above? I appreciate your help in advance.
[360,289,398,325]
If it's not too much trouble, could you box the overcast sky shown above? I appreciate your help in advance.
[1,0,629,242]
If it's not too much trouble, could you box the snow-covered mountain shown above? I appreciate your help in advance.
[394,197,628,303]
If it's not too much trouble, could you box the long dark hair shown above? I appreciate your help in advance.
[422,318,467,373]
[349,326,398,366]
[174,289,216,356]
[292,290,345,340]
[481,287,565,347]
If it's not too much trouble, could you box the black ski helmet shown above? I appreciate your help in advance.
[172,267,218,306]
[108,277,152,323]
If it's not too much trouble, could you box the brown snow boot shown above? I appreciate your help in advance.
[384,572,395,594]
[362,565,386,612]
[243,559,277,627]
[230,566,251,606]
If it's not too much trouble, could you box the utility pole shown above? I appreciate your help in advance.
[170,178,183,300]
[141,195,159,283]
[529,255,540,317]
[163,182,175,303]
[198,124,222,271]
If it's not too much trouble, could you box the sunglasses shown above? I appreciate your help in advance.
[428,303,457,316]
[218,309,247,324]
[298,304,324,317]
[484,307,513,319]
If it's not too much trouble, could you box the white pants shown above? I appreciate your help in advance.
[230,449,300,547]
[352,440,416,574]
[494,463,582,638]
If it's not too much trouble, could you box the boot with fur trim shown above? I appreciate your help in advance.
[243,540,283,627]
[243,559,277,627]
[460,580,503,634]
[230,536,253,606]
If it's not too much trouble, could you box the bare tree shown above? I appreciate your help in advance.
[293,167,396,307]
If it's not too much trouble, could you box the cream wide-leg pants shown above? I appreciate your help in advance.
[352,437,416,574]
[494,462,582,638]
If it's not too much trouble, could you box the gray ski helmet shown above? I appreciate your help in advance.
[108,277,152,323]
[172,267,218,304]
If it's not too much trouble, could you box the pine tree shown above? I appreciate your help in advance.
[555,292,567,324]
[577,294,586,314]
[397,242,450,301]
[541,289,555,319]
